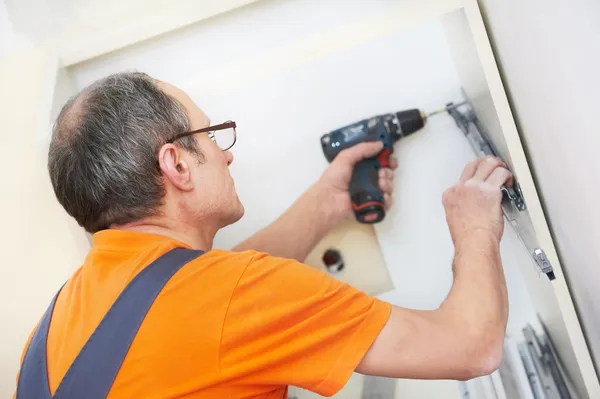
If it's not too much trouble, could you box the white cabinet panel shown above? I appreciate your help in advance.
[442,5,598,396]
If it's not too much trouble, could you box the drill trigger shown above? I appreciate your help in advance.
[378,149,393,168]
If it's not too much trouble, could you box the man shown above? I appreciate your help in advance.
[15,72,511,398]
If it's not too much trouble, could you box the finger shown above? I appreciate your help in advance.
[378,167,393,180]
[385,167,394,180]
[337,141,384,165]
[473,157,505,182]
[389,154,399,170]
[460,156,488,182]
[384,193,393,211]
[486,166,513,188]
[379,174,393,195]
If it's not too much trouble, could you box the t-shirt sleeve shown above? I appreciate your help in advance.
[219,251,391,396]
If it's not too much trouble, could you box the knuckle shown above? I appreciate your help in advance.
[442,188,454,204]
[483,184,502,200]
[464,179,478,189]
[480,182,494,192]
[484,157,500,167]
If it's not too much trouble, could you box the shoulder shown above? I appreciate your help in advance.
[192,248,260,266]
[171,249,292,284]
[188,249,304,272]
[225,251,343,298]
[174,248,329,294]
[172,249,258,280]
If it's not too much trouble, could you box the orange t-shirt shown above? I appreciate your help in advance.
[15,230,391,398]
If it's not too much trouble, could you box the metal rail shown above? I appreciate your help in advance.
[446,99,554,280]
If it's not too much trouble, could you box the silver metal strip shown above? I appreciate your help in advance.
[445,98,554,280]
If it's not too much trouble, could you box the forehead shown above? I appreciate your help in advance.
[156,81,210,129]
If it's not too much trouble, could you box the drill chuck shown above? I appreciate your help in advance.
[392,109,426,141]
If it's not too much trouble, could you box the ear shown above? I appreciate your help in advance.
[158,144,194,192]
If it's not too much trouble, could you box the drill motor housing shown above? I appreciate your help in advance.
[320,109,424,224]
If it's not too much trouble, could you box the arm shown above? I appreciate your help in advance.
[232,182,343,261]
[357,156,511,380]
[233,142,397,261]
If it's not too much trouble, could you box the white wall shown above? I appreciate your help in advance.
[477,0,600,372]
[0,0,31,62]
[23,0,590,396]
[70,0,540,330]
[0,50,88,398]
[1,0,595,395]
[0,3,91,397]
[70,0,398,90]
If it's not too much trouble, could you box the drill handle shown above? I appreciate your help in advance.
[349,149,393,224]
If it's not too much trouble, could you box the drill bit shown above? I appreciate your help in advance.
[427,101,468,118]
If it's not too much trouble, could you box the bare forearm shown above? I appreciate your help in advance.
[441,232,508,355]
[356,232,508,380]
[232,184,342,261]
[357,157,512,380]
[233,141,393,261]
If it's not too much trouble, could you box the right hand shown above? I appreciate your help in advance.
[442,156,513,246]
[318,142,398,222]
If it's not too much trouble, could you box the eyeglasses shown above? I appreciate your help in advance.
[167,120,237,151]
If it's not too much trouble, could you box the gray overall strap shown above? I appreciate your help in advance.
[16,287,63,399]
[16,247,204,399]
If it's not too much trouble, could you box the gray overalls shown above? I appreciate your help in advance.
[16,248,204,398]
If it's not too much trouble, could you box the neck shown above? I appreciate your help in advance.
[113,215,218,251]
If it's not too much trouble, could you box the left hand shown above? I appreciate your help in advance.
[318,141,398,221]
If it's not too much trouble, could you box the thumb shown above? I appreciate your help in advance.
[336,141,384,165]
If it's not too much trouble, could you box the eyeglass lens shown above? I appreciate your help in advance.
[213,126,236,151]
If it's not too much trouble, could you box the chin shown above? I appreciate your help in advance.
[233,202,245,222]
[221,201,245,228]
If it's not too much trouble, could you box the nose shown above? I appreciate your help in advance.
[224,150,234,166]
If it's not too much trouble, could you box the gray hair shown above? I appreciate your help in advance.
[48,72,202,233]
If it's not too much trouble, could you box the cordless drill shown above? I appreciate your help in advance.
[321,109,428,224]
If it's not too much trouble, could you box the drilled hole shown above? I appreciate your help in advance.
[322,249,344,273]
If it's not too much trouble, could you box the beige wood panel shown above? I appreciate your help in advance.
[304,220,393,297]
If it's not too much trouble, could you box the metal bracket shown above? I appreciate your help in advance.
[446,99,555,280]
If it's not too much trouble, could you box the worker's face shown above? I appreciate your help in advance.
[157,82,244,229]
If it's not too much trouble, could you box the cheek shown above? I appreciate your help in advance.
[197,149,236,202]
[222,168,237,197]
[205,165,234,200]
